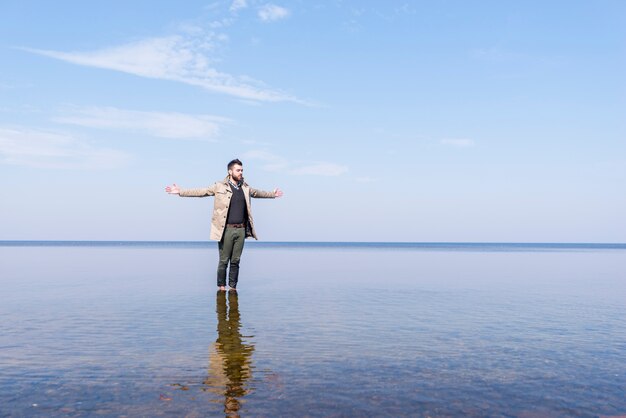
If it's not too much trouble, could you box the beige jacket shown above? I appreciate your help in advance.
[179,176,275,241]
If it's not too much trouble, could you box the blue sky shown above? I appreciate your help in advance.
[1,0,624,242]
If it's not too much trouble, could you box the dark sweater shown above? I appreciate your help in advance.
[226,184,247,224]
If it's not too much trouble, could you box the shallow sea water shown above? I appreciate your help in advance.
[1,242,625,417]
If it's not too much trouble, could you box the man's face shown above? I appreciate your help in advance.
[229,164,244,182]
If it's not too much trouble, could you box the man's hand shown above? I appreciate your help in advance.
[274,188,284,198]
[165,183,180,195]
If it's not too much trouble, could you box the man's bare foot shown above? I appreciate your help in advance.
[218,286,226,291]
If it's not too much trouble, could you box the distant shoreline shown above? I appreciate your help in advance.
[1,240,625,251]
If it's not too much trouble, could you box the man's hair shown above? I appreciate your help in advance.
[227,159,243,170]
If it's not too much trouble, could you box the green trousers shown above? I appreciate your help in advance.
[217,226,246,288]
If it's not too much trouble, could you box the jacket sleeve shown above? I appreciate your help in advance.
[179,184,217,197]
[249,188,275,198]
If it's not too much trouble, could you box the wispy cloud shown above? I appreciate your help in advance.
[440,138,475,148]
[54,106,229,140]
[258,4,290,22]
[230,0,248,12]
[242,149,348,176]
[291,162,348,176]
[21,32,303,103]
[242,150,286,171]
[0,127,129,169]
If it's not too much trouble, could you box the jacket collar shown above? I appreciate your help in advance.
[222,175,247,189]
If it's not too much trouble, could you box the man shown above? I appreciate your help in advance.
[165,159,283,291]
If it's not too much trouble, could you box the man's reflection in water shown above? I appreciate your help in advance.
[204,290,255,417]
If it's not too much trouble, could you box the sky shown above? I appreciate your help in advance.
[1,0,624,243]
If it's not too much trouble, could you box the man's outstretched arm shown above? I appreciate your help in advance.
[165,183,217,197]
[250,187,284,198]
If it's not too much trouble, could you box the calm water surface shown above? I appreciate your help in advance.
[1,242,625,417]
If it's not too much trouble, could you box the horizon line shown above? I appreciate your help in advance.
[1,240,625,247]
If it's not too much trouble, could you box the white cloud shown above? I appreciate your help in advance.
[243,150,348,176]
[22,34,302,103]
[230,0,248,12]
[291,162,348,176]
[440,138,475,148]
[258,4,290,22]
[0,127,128,169]
[241,149,288,171]
[208,17,235,29]
[54,106,228,140]
[394,4,417,15]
